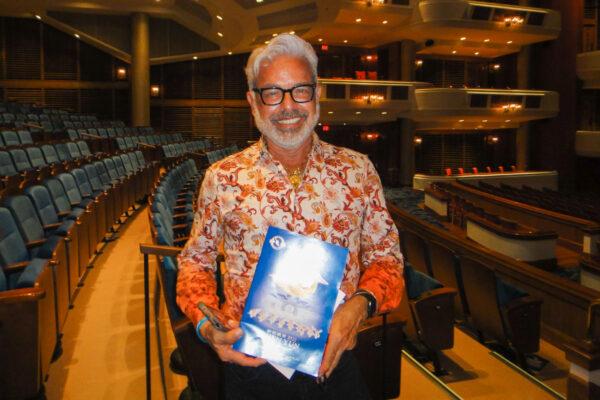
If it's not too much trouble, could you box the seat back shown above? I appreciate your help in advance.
[124,136,134,149]
[120,154,134,174]
[428,240,469,319]
[3,195,45,244]
[56,173,84,205]
[43,178,73,214]
[77,141,92,156]
[41,145,60,164]
[94,161,112,186]
[103,158,120,181]
[55,143,72,162]
[112,156,127,176]
[116,137,126,150]
[0,151,18,176]
[71,168,94,198]
[0,207,30,268]
[83,164,104,192]
[399,230,431,276]
[17,130,33,145]
[128,153,140,170]
[459,257,505,343]
[25,147,47,169]
[135,150,146,167]
[1,130,19,146]
[24,185,60,226]
[66,142,82,159]
[9,149,33,172]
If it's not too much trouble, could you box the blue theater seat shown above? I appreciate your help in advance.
[41,144,60,165]
[1,130,19,146]
[25,147,47,169]
[0,150,18,176]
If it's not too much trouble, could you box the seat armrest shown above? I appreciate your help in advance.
[26,238,47,249]
[0,287,45,304]
[140,243,182,257]
[4,261,30,273]
[43,222,62,231]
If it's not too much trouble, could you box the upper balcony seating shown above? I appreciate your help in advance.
[384,187,446,231]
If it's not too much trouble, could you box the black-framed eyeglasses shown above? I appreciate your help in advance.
[252,83,316,106]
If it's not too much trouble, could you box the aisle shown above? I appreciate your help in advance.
[45,207,170,399]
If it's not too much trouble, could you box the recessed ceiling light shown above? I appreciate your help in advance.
[355,18,362,23]
[289,31,295,34]
[507,40,513,44]
[74,33,80,38]
[216,15,223,20]
[343,40,348,43]
[484,38,490,42]
[505,119,511,123]
[482,119,488,122]
[381,111,387,115]
[460,37,467,41]
[382,20,388,24]
[217,32,223,37]
[318,38,323,42]
[474,51,480,55]
[256,0,263,3]
[35,15,41,20]
[343,123,347,126]
[193,56,198,60]
[228,51,233,55]
[272,33,278,37]
[459,119,464,123]
[328,111,333,114]
[452,50,457,54]
[264,40,270,44]
[355,111,361,114]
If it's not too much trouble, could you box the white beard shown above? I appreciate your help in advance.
[253,103,320,150]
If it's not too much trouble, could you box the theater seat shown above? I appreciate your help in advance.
[1,130,19,146]
[0,150,18,177]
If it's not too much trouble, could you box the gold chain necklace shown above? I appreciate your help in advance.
[284,165,304,189]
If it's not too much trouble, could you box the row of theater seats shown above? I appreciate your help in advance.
[384,187,446,230]
[115,133,186,150]
[0,150,158,400]
[398,227,542,370]
[145,158,404,400]
[443,165,517,176]
[474,181,600,223]
[0,129,36,147]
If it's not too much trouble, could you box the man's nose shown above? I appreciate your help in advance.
[280,91,296,108]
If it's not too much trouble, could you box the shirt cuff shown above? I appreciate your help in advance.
[196,317,209,343]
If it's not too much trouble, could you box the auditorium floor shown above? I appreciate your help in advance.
[44,207,567,400]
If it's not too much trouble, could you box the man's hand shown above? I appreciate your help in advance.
[201,319,267,367]
[318,295,369,380]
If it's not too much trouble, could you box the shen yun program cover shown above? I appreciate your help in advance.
[233,226,349,377]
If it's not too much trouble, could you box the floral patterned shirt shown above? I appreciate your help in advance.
[176,133,404,326]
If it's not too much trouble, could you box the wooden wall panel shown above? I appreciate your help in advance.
[164,107,192,135]
[224,107,255,145]
[224,53,249,99]
[193,107,222,140]
[5,18,41,80]
[5,88,43,105]
[115,89,130,125]
[45,89,78,111]
[43,25,78,80]
[193,57,222,99]
[80,41,113,82]
[80,89,113,120]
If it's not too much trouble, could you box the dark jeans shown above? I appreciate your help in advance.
[224,351,371,400]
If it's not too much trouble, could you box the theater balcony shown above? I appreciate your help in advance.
[575,131,600,157]
[318,78,431,125]
[410,0,561,58]
[576,51,600,89]
[411,88,559,130]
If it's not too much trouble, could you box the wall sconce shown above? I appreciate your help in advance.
[491,64,501,71]
[361,131,380,142]
[504,16,524,27]
[366,0,385,6]
[150,85,161,97]
[116,67,127,80]
[501,103,522,112]
[486,135,500,144]
[415,59,423,68]
[414,136,422,145]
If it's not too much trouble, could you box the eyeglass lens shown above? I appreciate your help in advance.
[260,85,314,105]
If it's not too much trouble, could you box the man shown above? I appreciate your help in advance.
[176,34,404,399]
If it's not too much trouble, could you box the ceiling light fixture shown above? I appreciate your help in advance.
[273,33,278,37]
[35,15,42,20]
[474,51,480,55]
[381,111,387,115]
[216,15,223,20]
[459,119,464,122]
[382,20,388,24]
[507,40,513,44]
[484,38,490,42]
[256,0,263,3]
[264,40,270,44]
[356,18,362,23]
[217,32,223,37]
[452,50,457,54]
[343,40,348,43]
[74,33,80,39]
[228,51,233,55]
[355,111,362,114]
[318,38,323,42]
[289,31,295,34]
[460,37,466,41]
[328,111,333,114]
[193,56,198,60]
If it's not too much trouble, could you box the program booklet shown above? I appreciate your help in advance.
[233,226,349,377]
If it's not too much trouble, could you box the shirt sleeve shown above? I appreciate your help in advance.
[176,166,223,326]
[357,157,405,314]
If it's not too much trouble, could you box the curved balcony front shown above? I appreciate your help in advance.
[577,51,600,89]
[575,131,600,157]
[411,88,559,130]
[411,0,561,58]
[318,78,431,125]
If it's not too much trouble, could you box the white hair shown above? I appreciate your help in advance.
[245,34,318,90]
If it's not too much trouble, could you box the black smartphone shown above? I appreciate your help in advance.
[197,302,230,332]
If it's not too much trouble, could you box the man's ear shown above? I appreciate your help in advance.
[246,90,255,107]
[316,84,322,101]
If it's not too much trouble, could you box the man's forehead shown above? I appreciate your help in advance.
[256,55,312,83]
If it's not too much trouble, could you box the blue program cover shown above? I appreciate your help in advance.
[233,226,349,377]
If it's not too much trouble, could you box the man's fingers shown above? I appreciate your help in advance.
[319,334,341,377]
[211,327,243,345]
[219,347,267,367]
